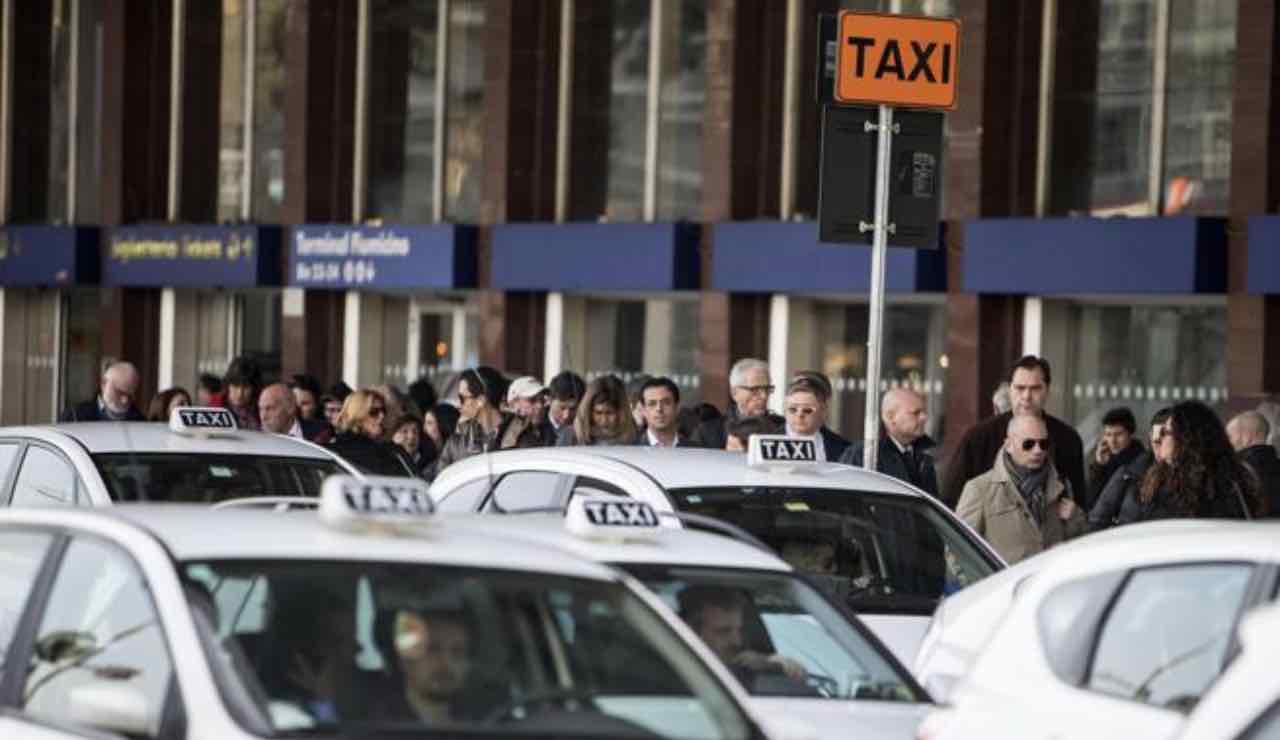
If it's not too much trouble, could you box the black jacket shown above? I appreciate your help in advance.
[1240,444,1280,518]
[818,427,851,462]
[328,432,418,478]
[1088,450,1154,532]
[840,435,939,498]
[58,399,145,423]
[941,411,1086,511]
[692,407,785,450]
[299,418,334,445]
[1087,440,1145,507]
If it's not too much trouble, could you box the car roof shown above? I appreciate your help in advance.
[2,423,339,460]
[443,513,795,572]
[443,446,925,497]
[0,505,615,581]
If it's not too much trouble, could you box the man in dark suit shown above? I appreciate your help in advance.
[941,356,1085,510]
[841,388,939,497]
[783,376,850,462]
[694,358,784,450]
[59,361,145,422]
[636,377,689,448]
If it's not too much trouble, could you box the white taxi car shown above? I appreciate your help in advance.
[0,407,358,506]
[1176,601,1280,740]
[429,437,1004,664]
[917,521,1280,740]
[0,476,780,740]
[446,496,934,740]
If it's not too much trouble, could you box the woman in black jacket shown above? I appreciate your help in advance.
[328,389,418,478]
[1130,400,1261,522]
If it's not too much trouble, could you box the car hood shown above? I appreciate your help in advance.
[751,697,930,740]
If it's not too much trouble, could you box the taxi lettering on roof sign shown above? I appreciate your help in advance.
[567,497,662,539]
[320,475,435,531]
[169,406,238,435]
[748,435,819,471]
[834,11,961,110]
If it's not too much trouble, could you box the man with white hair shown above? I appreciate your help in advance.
[1228,410,1280,516]
[59,361,144,422]
[259,383,333,443]
[692,358,784,449]
[840,387,938,497]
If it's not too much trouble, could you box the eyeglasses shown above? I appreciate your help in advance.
[369,406,386,418]
[737,384,775,397]
[1020,437,1050,451]
[786,406,818,416]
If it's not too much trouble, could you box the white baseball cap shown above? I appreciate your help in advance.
[506,376,547,403]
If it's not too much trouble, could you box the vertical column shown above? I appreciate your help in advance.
[1226,0,1280,411]
[938,0,1044,452]
[475,0,561,374]
[698,0,788,405]
[280,0,358,386]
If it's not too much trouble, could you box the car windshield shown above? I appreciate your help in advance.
[618,564,924,703]
[94,454,342,503]
[669,487,999,615]
[183,560,755,740]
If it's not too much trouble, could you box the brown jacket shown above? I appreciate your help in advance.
[957,453,1086,565]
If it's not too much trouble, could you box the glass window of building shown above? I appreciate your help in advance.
[1052,302,1226,447]
[604,0,652,221]
[218,0,250,222]
[788,300,947,443]
[1049,0,1234,216]
[444,0,486,222]
[571,297,702,403]
[655,0,706,221]
[366,0,440,223]
[251,0,288,221]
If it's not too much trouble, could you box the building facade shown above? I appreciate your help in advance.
[2,0,1278,456]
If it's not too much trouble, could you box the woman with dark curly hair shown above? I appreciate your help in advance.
[1133,400,1261,521]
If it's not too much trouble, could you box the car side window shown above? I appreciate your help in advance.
[0,530,54,664]
[11,446,78,507]
[435,477,492,513]
[1086,563,1255,712]
[23,537,175,737]
[1036,570,1127,685]
[484,471,564,512]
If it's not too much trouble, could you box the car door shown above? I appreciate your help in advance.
[0,531,186,740]
[1032,562,1263,739]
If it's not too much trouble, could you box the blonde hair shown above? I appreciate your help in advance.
[574,375,637,445]
[335,389,387,436]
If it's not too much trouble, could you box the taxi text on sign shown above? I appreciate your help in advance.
[834,11,960,110]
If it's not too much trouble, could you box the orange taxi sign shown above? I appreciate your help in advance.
[834,11,960,110]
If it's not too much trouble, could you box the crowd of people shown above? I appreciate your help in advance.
[60,352,1280,565]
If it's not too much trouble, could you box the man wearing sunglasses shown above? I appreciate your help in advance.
[956,414,1086,565]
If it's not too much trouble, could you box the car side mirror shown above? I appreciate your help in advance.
[34,630,97,663]
[67,683,155,737]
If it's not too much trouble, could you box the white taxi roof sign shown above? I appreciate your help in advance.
[170,406,238,436]
[566,497,661,540]
[748,435,819,471]
[320,475,435,532]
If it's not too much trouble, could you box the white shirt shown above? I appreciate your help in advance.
[785,426,827,461]
[647,428,680,448]
[286,419,304,440]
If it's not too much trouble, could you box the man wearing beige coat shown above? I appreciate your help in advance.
[957,414,1087,564]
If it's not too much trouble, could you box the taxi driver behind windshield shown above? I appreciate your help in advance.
[387,609,475,723]
[678,586,806,686]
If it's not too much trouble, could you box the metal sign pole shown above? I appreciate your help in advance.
[862,103,895,472]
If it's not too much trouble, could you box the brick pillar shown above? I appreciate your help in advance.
[95,0,174,407]
[475,0,560,374]
[178,0,223,222]
[939,0,1043,453]
[1226,0,1280,412]
[279,0,358,384]
[698,0,788,405]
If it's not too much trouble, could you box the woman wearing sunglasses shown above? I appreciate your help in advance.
[328,389,419,478]
[956,414,1087,565]
[1131,400,1261,522]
